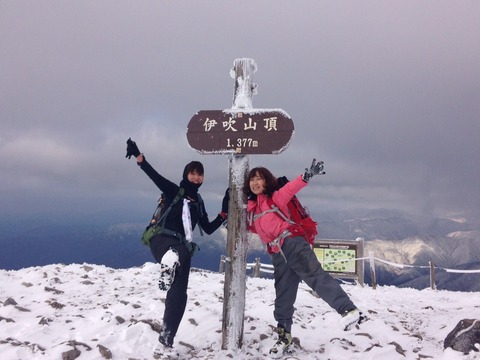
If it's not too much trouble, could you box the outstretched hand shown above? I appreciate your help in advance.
[126,138,141,159]
[302,158,325,182]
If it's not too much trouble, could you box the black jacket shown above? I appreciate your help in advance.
[140,159,224,236]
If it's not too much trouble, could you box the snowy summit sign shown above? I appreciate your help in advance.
[187,58,296,351]
[187,109,294,155]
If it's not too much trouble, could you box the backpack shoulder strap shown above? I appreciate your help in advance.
[253,197,294,225]
[196,193,204,208]
[195,192,204,237]
[176,188,185,201]
[158,187,184,229]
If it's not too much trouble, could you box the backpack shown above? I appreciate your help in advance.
[271,176,318,245]
[140,188,185,246]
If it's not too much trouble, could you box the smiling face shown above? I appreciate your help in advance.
[187,170,204,185]
[249,171,266,195]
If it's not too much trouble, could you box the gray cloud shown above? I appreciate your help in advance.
[1,1,479,224]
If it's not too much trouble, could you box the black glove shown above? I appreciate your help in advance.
[302,158,325,182]
[126,138,141,159]
[189,242,199,257]
[221,188,230,213]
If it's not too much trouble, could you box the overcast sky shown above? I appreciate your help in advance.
[1,1,479,226]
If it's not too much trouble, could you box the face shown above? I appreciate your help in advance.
[249,172,266,195]
[187,170,204,184]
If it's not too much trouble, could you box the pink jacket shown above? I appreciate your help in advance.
[247,175,307,252]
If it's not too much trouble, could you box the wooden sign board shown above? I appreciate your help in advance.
[187,109,294,155]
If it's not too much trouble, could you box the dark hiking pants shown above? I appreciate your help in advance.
[271,236,356,333]
[150,234,192,345]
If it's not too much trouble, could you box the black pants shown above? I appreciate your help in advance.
[150,234,192,344]
[271,236,356,333]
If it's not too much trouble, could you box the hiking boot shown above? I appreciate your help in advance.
[158,328,174,348]
[269,326,293,357]
[158,332,173,348]
[153,344,178,359]
[159,248,180,291]
[341,308,367,331]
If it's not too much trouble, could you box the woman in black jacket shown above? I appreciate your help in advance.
[126,138,228,349]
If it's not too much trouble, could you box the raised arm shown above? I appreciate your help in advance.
[126,138,177,194]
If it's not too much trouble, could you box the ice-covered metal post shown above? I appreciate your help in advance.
[221,58,256,350]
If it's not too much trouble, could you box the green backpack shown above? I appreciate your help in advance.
[140,188,185,246]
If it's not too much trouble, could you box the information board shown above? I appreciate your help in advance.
[313,239,364,281]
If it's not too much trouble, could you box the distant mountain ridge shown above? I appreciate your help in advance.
[314,208,473,240]
[310,208,479,291]
[1,208,478,291]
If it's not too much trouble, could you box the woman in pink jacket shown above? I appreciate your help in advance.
[244,160,366,357]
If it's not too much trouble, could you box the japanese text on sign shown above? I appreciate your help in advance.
[203,116,278,133]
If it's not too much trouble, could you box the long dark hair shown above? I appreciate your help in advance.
[243,167,278,199]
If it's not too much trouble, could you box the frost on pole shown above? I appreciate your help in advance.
[230,58,257,109]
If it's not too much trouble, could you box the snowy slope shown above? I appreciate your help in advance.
[0,263,479,359]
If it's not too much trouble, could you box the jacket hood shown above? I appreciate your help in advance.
[180,161,204,198]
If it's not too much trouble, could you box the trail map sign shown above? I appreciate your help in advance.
[187,109,294,155]
[313,238,365,285]
[314,242,357,275]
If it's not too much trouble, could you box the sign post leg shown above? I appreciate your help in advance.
[221,59,256,350]
[221,154,249,350]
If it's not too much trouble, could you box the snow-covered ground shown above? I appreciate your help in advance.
[0,263,479,359]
